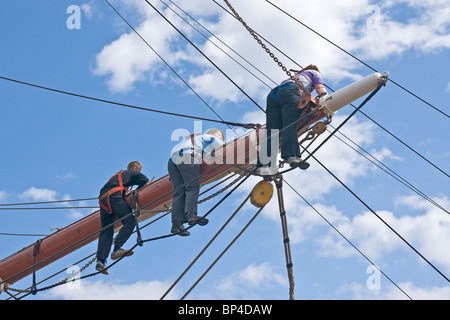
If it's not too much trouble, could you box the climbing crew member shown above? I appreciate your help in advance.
[257,64,328,175]
[168,128,224,236]
[95,161,149,275]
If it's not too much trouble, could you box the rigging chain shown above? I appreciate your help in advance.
[222,0,310,96]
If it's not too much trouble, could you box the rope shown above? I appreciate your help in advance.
[143,0,265,112]
[276,83,384,176]
[213,0,450,179]
[161,0,275,89]
[283,179,412,300]
[0,75,260,130]
[5,172,248,296]
[264,0,449,119]
[0,82,382,295]
[30,240,42,295]
[130,191,143,247]
[222,0,309,96]
[2,131,255,291]
[274,175,295,300]
[160,192,252,300]
[309,152,450,283]
[180,203,265,300]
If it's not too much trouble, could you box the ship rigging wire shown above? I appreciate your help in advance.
[1,0,449,300]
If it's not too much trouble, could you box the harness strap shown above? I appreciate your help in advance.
[98,171,129,214]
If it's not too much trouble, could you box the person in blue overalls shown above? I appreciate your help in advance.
[257,64,328,175]
[168,128,224,236]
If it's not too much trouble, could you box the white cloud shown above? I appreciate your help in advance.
[93,1,185,93]
[319,195,450,272]
[235,110,450,276]
[387,282,450,300]
[245,115,384,221]
[354,1,450,58]
[0,190,7,202]
[54,173,75,180]
[205,262,286,299]
[45,263,284,300]
[80,3,94,19]
[45,278,180,300]
[93,0,450,100]
[340,281,450,300]
[369,147,402,162]
[20,186,57,202]
[17,187,90,220]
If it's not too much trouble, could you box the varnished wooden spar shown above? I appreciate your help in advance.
[0,131,251,287]
[0,72,386,290]
[0,109,322,288]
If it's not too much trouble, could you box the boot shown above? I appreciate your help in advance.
[111,247,134,260]
[95,260,109,275]
[171,221,190,236]
[186,212,209,226]
[286,157,310,170]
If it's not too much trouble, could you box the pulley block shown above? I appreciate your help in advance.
[250,180,274,208]
[312,121,327,135]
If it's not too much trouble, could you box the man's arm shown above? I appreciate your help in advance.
[315,83,327,97]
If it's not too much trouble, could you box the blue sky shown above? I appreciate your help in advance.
[1,0,449,300]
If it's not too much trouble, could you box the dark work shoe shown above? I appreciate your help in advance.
[186,212,209,226]
[298,160,310,170]
[111,248,134,260]
[171,222,191,236]
[286,157,310,170]
[95,261,109,275]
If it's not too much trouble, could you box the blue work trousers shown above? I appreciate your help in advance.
[258,83,303,167]
[96,195,136,263]
[168,157,200,223]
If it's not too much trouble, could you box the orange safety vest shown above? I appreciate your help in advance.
[98,170,129,214]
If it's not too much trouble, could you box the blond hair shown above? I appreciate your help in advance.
[205,128,224,140]
[127,161,142,172]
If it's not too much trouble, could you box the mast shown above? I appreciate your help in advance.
[0,72,386,291]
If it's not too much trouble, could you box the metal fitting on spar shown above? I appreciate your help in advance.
[319,72,389,115]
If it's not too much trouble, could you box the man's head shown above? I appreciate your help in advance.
[205,128,224,141]
[127,161,142,172]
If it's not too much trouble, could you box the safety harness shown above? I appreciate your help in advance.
[98,170,129,214]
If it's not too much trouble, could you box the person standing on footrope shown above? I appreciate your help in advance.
[168,128,224,236]
[95,161,149,275]
[257,64,328,175]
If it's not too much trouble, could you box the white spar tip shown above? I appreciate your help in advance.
[319,72,389,115]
